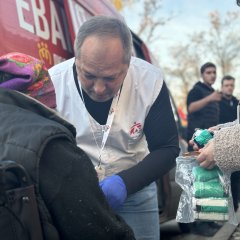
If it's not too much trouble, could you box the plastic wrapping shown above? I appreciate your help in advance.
[175,154,238,225]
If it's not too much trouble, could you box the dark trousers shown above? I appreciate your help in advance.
[231,171,240,211]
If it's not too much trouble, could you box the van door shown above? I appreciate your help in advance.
[63,0,123,46]
[0,0,73,68]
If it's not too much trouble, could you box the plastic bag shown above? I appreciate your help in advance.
[175,154,238,225]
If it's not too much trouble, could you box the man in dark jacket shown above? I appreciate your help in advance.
[0,52,135,240]
[219,75,239,124]
[219,75,240,212]
[187,62,222,151]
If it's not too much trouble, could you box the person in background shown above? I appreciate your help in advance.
[49,16,179,240]
[186,62,221,151]
[216,74,239,211]
[219,75,239,123]
[0,52,135,240]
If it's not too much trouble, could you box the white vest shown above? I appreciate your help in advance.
[49,57,164,177]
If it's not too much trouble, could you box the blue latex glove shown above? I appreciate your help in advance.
[99,175,127,210]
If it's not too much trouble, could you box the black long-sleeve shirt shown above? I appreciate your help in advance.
[119,82,180,194]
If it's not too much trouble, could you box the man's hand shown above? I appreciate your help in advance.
[196,140,216,169]
[188,91,221,113]
[207,91,222,102]
[99,175,127,210]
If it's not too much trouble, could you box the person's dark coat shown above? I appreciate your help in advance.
[0,88,135,240]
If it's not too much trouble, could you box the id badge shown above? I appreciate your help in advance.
[95,165,105,181]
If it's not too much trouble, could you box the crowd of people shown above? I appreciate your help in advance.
[0,15,239,240]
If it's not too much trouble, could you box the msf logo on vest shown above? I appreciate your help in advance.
[130,122,142,139]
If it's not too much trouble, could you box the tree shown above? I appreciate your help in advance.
[164,37,203,107]
[135,0,172,43]
[120,0,172,44]
[205,11,240,76]
[120,3,240,106]
[166,11,240,107]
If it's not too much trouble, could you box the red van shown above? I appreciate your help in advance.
[0,0,187,229]
[0,0,123,68]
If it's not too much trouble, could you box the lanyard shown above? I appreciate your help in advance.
[79,83,121,166]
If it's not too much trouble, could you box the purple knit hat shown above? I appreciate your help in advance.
[0,52,56,108]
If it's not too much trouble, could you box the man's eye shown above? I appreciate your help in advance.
[84,74,95,80]
[103,77,115,81]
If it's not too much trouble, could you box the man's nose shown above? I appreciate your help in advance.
[93,79,106,94]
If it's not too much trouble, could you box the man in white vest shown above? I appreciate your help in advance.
[49,16,179,240]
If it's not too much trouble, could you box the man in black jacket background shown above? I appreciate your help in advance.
[219,75,240,212]
[219,75,239,124]
[187,62,222,151]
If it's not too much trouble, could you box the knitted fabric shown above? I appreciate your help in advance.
[0,52,56,108]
